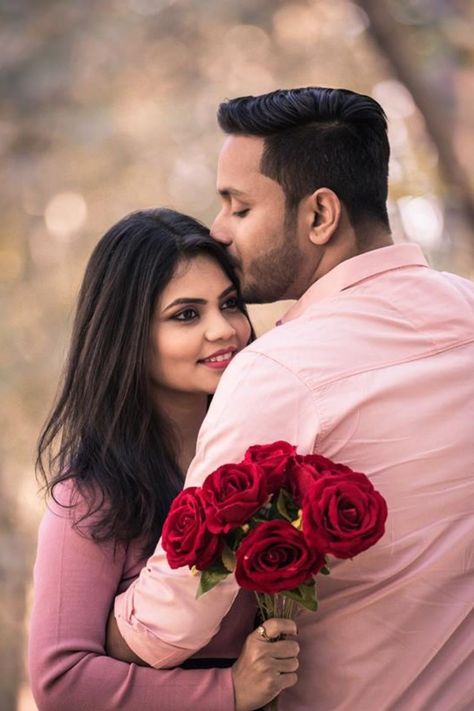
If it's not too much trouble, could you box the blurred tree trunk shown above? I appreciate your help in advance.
[355,0,474,266]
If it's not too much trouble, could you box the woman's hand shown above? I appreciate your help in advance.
[232,619,299,711]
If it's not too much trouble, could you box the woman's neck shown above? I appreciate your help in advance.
[152,389,209,474]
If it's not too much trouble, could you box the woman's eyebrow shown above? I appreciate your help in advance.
[163,297,206,311]
[162,285,235,312]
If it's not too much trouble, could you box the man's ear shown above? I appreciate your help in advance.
[302,188,342,246]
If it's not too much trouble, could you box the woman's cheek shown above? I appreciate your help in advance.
[235,313,252,346]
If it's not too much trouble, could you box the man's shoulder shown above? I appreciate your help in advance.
[242,318,312,363]
[235,311,347,385]
[234,265,474,389]
[245,299,359,356]
[440,270,474,302]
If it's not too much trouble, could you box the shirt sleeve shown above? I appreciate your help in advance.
[114,349,320,668]
[28,487,235,711]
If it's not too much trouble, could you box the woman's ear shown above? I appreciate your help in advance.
[303,188,342,246]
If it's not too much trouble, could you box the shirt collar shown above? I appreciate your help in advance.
[279,243,429,325]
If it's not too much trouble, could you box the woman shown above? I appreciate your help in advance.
[29,208,299,711]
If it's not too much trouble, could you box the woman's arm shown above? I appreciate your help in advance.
[28,487,235,711]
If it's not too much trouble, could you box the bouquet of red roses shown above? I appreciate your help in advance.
[162,441,388,708]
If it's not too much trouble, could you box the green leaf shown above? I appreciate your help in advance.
[282,580,318,612]
[276,489,293,522]
[221,544,236,573]
[196,566,229,598]
[274,488,300,522]
[320,564,331,576]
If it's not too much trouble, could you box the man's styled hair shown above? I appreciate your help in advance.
[217,87,390,228]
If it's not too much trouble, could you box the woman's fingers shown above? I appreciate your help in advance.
[232,618,300,711]
[265,639,300,658]
[278,672,299,690]
[276,656,300,674]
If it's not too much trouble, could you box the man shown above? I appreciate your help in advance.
[112,88,474,710]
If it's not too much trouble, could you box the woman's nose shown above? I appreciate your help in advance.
[205,312,237,342]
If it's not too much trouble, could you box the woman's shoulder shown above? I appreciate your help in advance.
[38,479,132,570]
[46,478,94,522]
[41,478,144,570]
[41,478,109,550]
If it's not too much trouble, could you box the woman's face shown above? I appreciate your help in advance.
[149,255,251,396]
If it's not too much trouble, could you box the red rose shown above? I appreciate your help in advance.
[302,471,388,559]
[287,454,353,505]
[301,453,353,477]
[244,441,297,493]
[235,519,325,593]
[201,461,268,534]
[285,458,322,506]
[162,487,221,570]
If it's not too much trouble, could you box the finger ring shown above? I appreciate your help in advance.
[257,624,272,642]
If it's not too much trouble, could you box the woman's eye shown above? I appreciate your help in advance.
[232,209,249,218]
[222,297,239,310]
[173,308,198,321]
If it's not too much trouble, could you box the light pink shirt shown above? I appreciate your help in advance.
[115,244,474,710]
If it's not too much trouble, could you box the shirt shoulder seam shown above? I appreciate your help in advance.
[307,336,474,389]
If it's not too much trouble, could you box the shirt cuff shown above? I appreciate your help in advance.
[114,591,198,668]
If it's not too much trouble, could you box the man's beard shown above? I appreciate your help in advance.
[240,212,302,303]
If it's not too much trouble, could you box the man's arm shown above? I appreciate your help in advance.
[114,348,320,668]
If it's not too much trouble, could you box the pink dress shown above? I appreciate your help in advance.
[28,482,257,710]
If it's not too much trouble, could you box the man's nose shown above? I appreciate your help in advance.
[210,212,232,246]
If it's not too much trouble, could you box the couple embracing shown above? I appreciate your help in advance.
[30,87,474,711]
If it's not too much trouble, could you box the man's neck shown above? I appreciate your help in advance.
[309,225,393,293]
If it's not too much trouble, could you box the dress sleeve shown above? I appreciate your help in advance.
[28,488,235,711]
[115,349,320,667]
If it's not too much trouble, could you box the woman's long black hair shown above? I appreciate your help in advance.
[36,208,253,556]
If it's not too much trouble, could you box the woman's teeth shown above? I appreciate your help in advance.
[203,353,233,363]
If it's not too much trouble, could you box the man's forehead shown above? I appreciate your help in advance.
[218,134,264,169]
[216,135,265,191]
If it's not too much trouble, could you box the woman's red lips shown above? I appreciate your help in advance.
[199,348,237,368]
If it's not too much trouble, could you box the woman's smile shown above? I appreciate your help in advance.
[150,255,251,396]
[198,347,237,369]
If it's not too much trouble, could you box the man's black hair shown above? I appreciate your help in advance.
[217,87,390,228]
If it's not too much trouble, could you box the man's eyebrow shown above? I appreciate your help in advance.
[217,187,248,198]
[162,285,236,312]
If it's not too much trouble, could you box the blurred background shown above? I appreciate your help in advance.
[1,0,473,708]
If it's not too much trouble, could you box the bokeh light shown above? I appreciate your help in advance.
[397,195,444,247]
[43,192,88,241]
